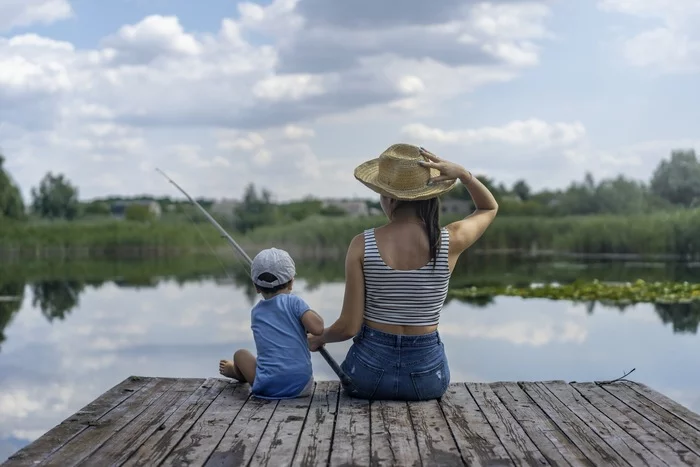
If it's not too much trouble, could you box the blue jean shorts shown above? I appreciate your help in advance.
[340,324,450,401]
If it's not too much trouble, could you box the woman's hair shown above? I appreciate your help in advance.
[392,197,442,268]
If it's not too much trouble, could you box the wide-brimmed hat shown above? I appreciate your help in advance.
[354,143,457,200]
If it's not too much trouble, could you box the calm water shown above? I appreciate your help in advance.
[2,259,700,461]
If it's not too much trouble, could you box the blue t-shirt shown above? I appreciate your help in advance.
[250,293,313,399]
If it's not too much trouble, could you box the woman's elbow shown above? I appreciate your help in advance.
[341,321,362,340]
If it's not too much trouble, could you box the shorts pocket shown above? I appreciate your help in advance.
[343,347,385,399]
[410,360,449,400]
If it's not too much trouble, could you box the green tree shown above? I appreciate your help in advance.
[83,200,111,216]
[556,172,599,215]
[234,183,278,233]
[594,176,648,215]
[512,179,531,201]
[125,203,156,222]
[320,204,347,216]
[650,149,700,207]
[31,280,83,322]
[279,198,323,221]
[31,172,80,220]
[0,153,26,220]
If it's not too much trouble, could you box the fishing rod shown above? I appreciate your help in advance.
[155,168,352,387]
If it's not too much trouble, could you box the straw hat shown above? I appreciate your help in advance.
[353,143,457,200]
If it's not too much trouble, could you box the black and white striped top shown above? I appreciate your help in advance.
[363,227,451,326]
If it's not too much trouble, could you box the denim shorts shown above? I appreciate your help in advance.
[340,324,450,401]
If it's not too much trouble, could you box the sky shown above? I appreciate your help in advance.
[1,0,700,203]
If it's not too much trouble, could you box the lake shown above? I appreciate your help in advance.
[2,256,700,462]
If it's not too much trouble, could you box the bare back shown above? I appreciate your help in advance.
[364,222,449,335]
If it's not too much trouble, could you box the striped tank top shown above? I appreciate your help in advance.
[362,227,451,326]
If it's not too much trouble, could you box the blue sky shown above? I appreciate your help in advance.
[1,0,700,202]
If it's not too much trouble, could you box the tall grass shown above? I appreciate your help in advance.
[0,218,223,258]
[245,209,700,259]
[4,208,700,259]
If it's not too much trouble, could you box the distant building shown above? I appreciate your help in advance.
[322,199,369,217]
[110,200,162,219]
[440,198,471,215]
[211,199,240,217]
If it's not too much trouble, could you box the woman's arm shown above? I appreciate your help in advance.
[446,170,499,256]
[418,147,498,261]
[308,233,365,350]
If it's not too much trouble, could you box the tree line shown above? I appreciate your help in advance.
[2,148,700,227]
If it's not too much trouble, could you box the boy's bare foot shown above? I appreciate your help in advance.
[219,359,239,379]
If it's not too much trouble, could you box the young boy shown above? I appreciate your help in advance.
[219,247,324,399]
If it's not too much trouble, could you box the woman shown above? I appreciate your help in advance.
[308,143,498,400]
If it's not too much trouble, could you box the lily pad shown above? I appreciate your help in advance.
[448,279,700,304]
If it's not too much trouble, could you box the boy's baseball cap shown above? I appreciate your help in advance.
[251,247,296,287]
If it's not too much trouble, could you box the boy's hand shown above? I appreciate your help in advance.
[307,334,325,352]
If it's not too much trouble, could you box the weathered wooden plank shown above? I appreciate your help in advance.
[519,381,628,466]
[328,389,371,467]
[248,389,315,466]
[408,399,463,466]
[204,394,279,466]
[573,382,700,466]
[122,379,228,466]
[3,376,152,466]
[291,381,340,467]
[79,378,205,466]
[469,383,549,466]
[601,382,700,457]
[624,381,700,433]
[439,383,513,466]
[40,377,180,466]
[163,383,250,466]
[493,382,591,467]
[370,400,421,466]
[542,381,666,467]
[9,377,700,467]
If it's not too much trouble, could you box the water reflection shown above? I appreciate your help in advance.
[1,257,700,462]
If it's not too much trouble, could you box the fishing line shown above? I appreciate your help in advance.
[180,208,239,283]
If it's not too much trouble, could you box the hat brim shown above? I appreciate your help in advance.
[354,158,458,201]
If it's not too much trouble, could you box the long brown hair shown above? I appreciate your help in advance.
[393,197,441,269]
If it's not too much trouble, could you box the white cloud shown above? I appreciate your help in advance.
[599,0,700,73]
[101,15,202,64]
[401,119,586,147]
[0,0,559,201]
[0,0,72,32]
[283,125,315,139]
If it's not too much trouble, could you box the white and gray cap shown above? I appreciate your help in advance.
[250,247,296,287]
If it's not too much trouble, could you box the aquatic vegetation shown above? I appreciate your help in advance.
[448,279,700,305]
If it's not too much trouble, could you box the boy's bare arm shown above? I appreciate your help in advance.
[301,309,324,336]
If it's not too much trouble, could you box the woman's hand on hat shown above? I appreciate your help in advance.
[418,147,468,184]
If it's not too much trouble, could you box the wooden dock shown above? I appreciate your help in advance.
[4,376,700,466]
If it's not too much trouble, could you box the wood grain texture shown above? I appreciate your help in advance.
[573,382,700,466]
[492,382,591,467]
[5,377,700,467]
[408,399,463,466]
[328,388,370,467]
[520,381,629,466]
[3,376,152,466]
[439,383,513,466]
[370,400,421,467]
[292,381,340,467]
